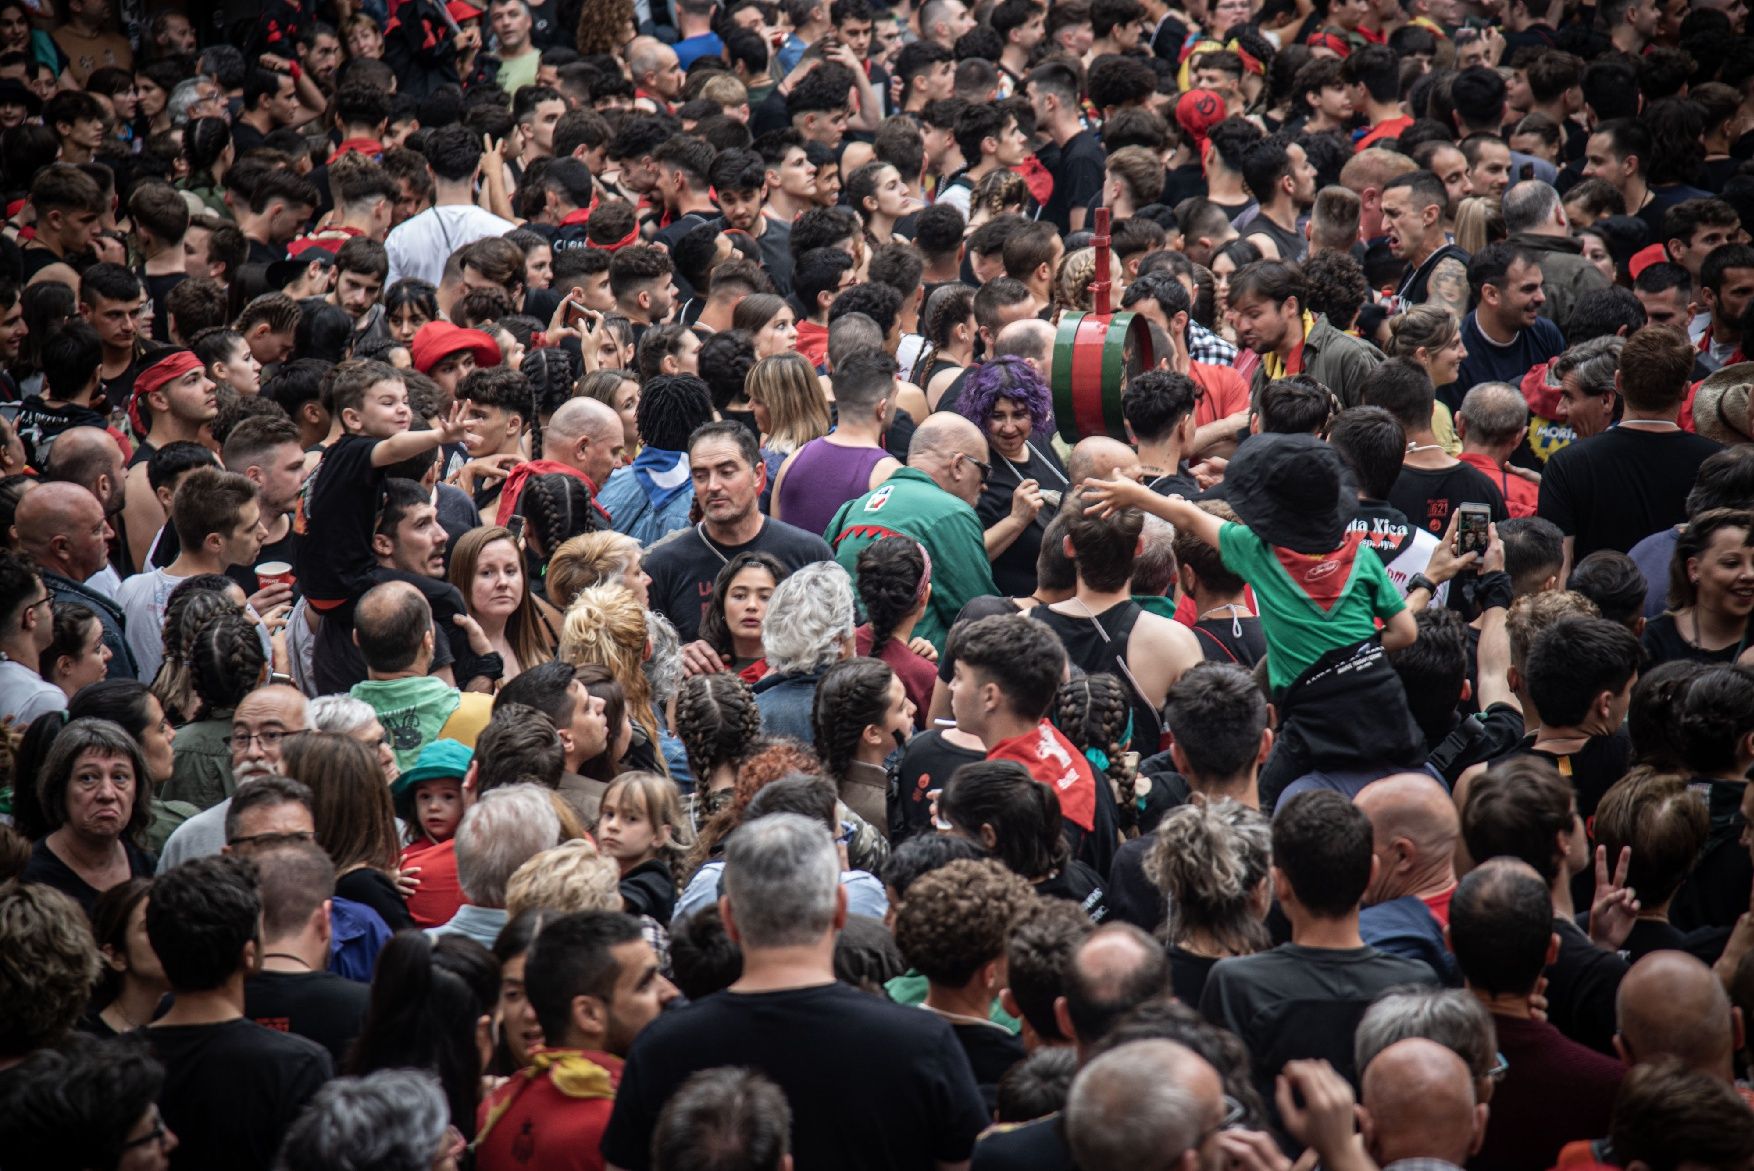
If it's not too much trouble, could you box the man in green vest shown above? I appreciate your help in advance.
[828,412,999,651]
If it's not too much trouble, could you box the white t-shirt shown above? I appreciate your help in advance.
[385,204,520,287]
[116,567,189,683]
[0,658,65,724]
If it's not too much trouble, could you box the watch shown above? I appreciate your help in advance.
[269,671,295,686]
[1407,573,1438,596]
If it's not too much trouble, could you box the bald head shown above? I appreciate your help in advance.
[1066,1040,1223,1171]
[1362,1038,1484,1166]
[15,480,109,580]
[544,396,625,485]
[44,427,125,514]
[354,580,433,675]
[1356,772,1460,903]
[994,318,1056,371]
[1063,923,1171,1051]
[908,412,987,505]
[1617,951,1739,1078]
[1068,436,1143,487]
[231,684,311,782]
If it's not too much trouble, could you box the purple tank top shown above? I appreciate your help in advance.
[775,437,890,539]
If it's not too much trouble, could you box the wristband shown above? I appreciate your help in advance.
[287,60,302,82]
[1406,573,1437,596]
[473,651,505,681]
[1475,570,1514,612]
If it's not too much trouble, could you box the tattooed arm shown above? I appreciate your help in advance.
[1426,256,1470,320]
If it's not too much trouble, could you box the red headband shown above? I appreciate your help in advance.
[588,225,641,252]
[128,350,203,437]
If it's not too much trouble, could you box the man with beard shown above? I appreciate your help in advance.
[157,684,312,868]
[476,912,679,1171]
[1695,243,1754,373]
[648,421,832,655]
[1232,260,1383,407]
[222,416,309,599]
[711,148,793,296]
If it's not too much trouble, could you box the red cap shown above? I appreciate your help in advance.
[411,321,502,375]
[1628,243,1668,280]
[1175,88,1227,159]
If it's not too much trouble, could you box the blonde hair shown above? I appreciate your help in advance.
[449,526,555,674]
[547,531,641,610]
[746,353,830,454]
[1453,195,1504,257]
[505,839,623,917]
[1384,303,1460,363]
[1054,247,1098,315]
[699,73,748,108]
[560,583,661,748]
[602,770,693,888]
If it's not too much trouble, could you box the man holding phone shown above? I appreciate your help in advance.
[1362,359,1508,538]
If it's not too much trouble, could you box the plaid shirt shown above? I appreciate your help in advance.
[1189,321,1238,366]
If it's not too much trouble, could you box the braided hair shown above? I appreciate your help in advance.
[1052,674,1138,833]
[187,610,266,719]
[674,672,762,784]
[522,346,580,459]
[854,536,926,652]
[152,578,243,725]
[909,283,976,386]
[811,658,897,784]
[518,472,599,563]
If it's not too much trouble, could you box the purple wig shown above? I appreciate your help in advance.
[953,355,1056,440]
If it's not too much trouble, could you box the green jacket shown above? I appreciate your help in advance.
[1248,312,1384,408]
[827,467,998,653]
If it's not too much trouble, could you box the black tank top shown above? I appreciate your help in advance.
[1030,601,1165,754]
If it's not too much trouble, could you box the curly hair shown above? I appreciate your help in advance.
[698,552,788,662]
[0,881,100,1059]
[187,609,266,719]
[1053,246,1097,315]
[675,672,762,785]
[151,575,242,725]
[1145,798,1272,956]
[560,582,661,750]
[504,839,622,916]
[1053,674,1138,832]
[1005,897,1094,1042]
[954,354,1055,442]
[893,858,1036,985]
[811,658,897,783]
[546,531,641,610]
[855,536,927,651]
[763,561,856,676]
[518,472,602,562]
[450,525,555,674]
[682,738,822,879]
[576,0,635,55]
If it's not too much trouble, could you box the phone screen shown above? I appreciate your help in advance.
[1457,504,1491,556]
[506,514,527,541]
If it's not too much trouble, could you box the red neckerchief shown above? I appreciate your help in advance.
[988,723,1097,831]
[560,206,593,227]
[1271,528,1366,612]
[327,137,384,164]
[494,460,612,527]
[1698,323,1745,366]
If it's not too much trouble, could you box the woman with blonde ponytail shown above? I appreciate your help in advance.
[559,583,669,776]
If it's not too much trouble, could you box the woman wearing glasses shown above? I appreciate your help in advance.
[18,717,159,916]
[953,356,1068,596]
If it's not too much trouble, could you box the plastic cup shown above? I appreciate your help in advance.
[255,561,296,590]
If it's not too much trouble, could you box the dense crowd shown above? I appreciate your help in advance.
[8,0,1754,1169]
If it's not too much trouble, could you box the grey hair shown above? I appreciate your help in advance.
[1552,334,1624,399]
[760,561,854,676]
[1500,180,1562,236]
[38,717,151,837]
[644,609,685,709]
[1457,381,1529,446]
[1131,514,1178,597]
[455,783,562,908]
[1355,986,1499,1082]
[1065,1040,1206,1171]
[167,78,211,127]
[722,812,841,948]
[654,1067,793,1171]
[828,313,884,370]
[1146,798,1272,955]
[274,1069,449,1171]
[308,694,380,736]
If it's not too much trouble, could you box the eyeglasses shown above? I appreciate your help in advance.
[1487,1052,1509,1083]
[122,1112,170,1152]
[226,729,287,751]
[1194,1096,1249,1148]
[956,451,992,483]
[227,829,316,849]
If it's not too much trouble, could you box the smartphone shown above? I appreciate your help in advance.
[565,297,587,326]
[1456,503,1491,557]
[506,514,527,542]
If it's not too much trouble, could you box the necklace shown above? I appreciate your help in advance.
[1406,442,1446,454]
[261,951,313,969]
[1198,602,1248,638]
[102,1001,149,1031]
[1619,419,1681,431]
[696,523,729,567]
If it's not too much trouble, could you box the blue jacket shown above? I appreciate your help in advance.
[598,463,695,547]
[45,570,137,680]
[753,668,825,743]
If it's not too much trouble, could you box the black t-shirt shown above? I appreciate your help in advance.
[1387,462,1508,537]
[1041,129,1105,234]
[336,865,414,931]
[948,1017,1026,1111]
[978,442,1069,597]
[148,1018,332,1171]
[1162,162,1206,208]
[228,524,300,597]
[620,858,678,922]
[1672,777,1753,934]
[1243,214,1306,262]
[1538,427,1723,559]
[2,395,108,470]
[1037,859,1109,921]
[309,568,462,696]
[644,517,833,643]
[1545,915,1627,1055]
[895,727,987,841]
[1640,612,1747,668]
[971,1114,1074,1171]
[21,245,68,280]
[600,981,991,1171]
[18,837,155,918]
[1148,468,1200,498]
[1105,830,1166,932]
[299,434,383,605]
[99,360,138,423]
[245,969,371,1068]
[1169,945,1222,1008]
[144,271,187,343]
[1491,728,1632,820]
